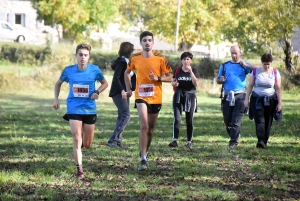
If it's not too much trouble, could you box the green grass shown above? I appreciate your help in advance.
[0,61,39,76]
[0,67,300,200]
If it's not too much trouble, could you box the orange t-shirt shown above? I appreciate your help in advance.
[127,52,172,104]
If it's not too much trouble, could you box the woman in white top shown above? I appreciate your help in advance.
[244,53,282,148]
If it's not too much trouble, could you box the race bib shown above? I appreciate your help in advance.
[138,84,154,97]
[72,84,89,97]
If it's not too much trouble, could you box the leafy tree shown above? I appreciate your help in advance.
[119,0,234,51]
[31,0,119,41]
[223,0,300,72]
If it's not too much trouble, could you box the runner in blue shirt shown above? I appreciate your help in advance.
[53,44,108,179]
[217,45,255,148]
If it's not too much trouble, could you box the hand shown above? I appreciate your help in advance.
[276,103,282,112]
[126,90,132,98]
[244,100,249,108]
[219,76,226,83]
[240,60,246,67]
[121,90,128,100]
[172,79,179,88]
[149,70,157,81]
[91,93,99,100]
[53,100,60,110]
[186,66,192,73]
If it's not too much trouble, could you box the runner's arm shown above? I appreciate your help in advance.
[53,79,63,110]
[160,72,172,82]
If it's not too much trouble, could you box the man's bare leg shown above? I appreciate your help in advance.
[146,113,159,152]
[136,103,148,158]
[70,120,84,178]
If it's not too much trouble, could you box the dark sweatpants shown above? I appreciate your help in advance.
[222,93,246,144]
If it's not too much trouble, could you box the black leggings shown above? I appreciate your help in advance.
[172,97,197,141]
[250,96,277,144]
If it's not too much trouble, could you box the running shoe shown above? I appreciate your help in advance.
[186,142,192,149]
[117,142,128,149]
[106,141,119,148]
[75,167,84,179]
[138,160,148,171]
[168,140,178,147]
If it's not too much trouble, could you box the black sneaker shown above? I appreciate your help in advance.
[256,140,267,148]
[138,160,148,171]
[169,140,178,147]
[229,142,238,149]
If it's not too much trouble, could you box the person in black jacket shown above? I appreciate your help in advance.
[106,42,135,148]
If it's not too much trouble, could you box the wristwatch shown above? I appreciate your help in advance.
[94,90,100,95]
[157,76,161,81]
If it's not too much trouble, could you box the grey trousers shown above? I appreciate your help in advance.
[108,94,130,143]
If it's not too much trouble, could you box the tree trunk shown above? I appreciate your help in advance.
[284,38,293,72]
[179,41,193,51]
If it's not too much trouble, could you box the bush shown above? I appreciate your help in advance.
[0,42,48,66]
[164,54,222,78]
[196,58,222,79]
[90,49,117,71]
[0,42,228,79]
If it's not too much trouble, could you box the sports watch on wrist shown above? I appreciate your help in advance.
[94,90,100,95]
[157,76,161,81]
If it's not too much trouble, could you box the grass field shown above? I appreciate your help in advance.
[0,67,300,200]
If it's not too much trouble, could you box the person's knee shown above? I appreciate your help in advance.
[174,119,181,125]
[73,134,81,143]
[140,123,149,131]
[147,126,155,135]
[72,131,81,138]
[84,143,92,149]
[186,121,193,127]
[224,119,230,126]
[147,130,154,136]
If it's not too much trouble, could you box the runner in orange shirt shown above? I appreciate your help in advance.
[125,31,172,171]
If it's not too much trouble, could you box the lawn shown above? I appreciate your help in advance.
[0,69,299,200]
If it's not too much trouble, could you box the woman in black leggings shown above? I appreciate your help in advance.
[168,52,199,149]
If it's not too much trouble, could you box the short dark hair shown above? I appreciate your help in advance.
[118,42,134,58]
[261,53,273,63]
[76,44,91,54]
[139,31,154,42]
[180,52,193,60]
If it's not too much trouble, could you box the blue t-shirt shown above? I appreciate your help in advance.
[217,61,252,91]
[59,63,105,114]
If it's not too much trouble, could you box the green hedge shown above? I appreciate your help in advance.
[165,54,222,79]
[0,42,222,78]
[0,42,49,66]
